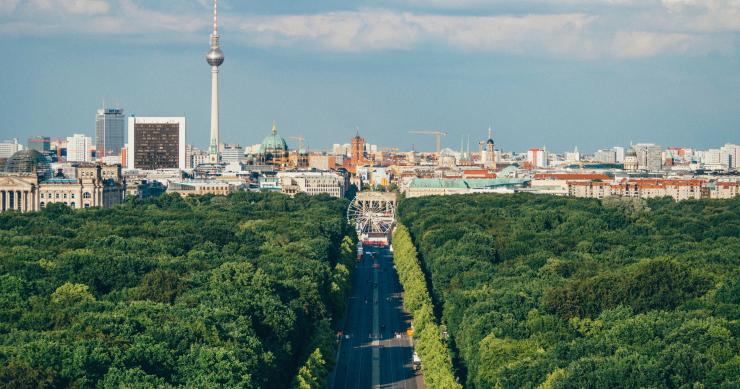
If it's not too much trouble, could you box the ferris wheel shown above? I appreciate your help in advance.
[347,194,396,236]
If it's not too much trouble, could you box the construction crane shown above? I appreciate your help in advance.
[288,136,305,152]
[408,130,448,154]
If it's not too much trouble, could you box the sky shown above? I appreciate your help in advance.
[0,0,738,153]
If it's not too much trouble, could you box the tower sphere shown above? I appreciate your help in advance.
[206,48,224,67]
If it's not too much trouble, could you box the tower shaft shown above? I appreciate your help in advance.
[209,67,219,163]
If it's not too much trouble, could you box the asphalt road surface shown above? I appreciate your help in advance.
[331,245,425,389]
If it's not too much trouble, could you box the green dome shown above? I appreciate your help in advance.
[260,122,288,153]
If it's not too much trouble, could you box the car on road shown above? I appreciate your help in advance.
[412,353,422,371]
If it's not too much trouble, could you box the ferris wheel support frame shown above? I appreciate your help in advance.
[347,193,397,238]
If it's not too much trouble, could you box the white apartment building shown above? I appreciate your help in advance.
[720,144,739,170]
[702,149,725,170]
[528,148,548,168]
[613,147,625,163]
[221,144,244,163]
[594,149,617,164]
[711,182,740,199]
[0,139,23,158]
[66,134,93,162]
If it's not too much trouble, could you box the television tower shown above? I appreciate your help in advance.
[206,0,224,164]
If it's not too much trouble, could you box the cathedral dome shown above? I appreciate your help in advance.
[4,149,51,178]
[260,122,288,153]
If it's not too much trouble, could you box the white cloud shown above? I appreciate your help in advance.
[238,10,597,55]
[236,9,733,58]
[0,0,19,15]
[28,0,110,15]
[238,10,421,51]
[612,30,697,57]
[403,0,649,9]
[410,13,596,55]
[0,1,737,59]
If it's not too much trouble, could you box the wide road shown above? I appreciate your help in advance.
[331,244,425,389]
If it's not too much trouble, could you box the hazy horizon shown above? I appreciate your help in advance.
[0,0,738,153]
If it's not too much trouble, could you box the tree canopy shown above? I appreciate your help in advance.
[0,192,356,388]
[399,194,739,388]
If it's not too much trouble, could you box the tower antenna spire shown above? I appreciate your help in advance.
[213,0,218,35]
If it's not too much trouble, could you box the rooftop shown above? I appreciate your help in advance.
[408,177,530,189]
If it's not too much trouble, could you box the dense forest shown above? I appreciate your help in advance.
[399,194,739,388]
[0,192,356,388]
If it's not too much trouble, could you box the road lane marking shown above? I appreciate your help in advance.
[372,266,380,388]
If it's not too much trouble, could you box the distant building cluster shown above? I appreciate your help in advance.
[0,149,124,212]
[1,0,737,214]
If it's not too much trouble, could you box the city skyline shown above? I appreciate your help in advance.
[0,0,738,152]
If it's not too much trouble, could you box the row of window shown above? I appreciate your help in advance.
[39,202,91,208]
[40,192,92,200]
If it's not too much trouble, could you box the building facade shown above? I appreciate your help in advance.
[720,144,739,170]
[66,134,93,162]
[403,177,530,198]
[594,149,617,164]
[484,128,497,170]
[568,179,705,201]
[528,148,548,168]
[96,108,126,158]
[127,117,186,170]
[0,164,125,213]
[624,148,639,172]
[0,139,23,159]
[351,133,366,166]
[27,136,51,153]
[221,144,244,163]
[168,181,234,197]
[711,182,740,199]
[277,171,345,198]
[633,143,662,171]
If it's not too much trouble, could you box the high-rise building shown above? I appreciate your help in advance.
[66,134,93,162]
[96,108,126,159]
[612,146,625,163]
[720,144,739,170]
[633,143,662,172]
[528,147,548,168]
[0,138,23,158]
[702,149,723,169]
[27,136,51,153]
[221,144,244,163]
[50,138,67,161]
[127,117,186,170]
[206,0,225,164]
[594,149,617,163]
